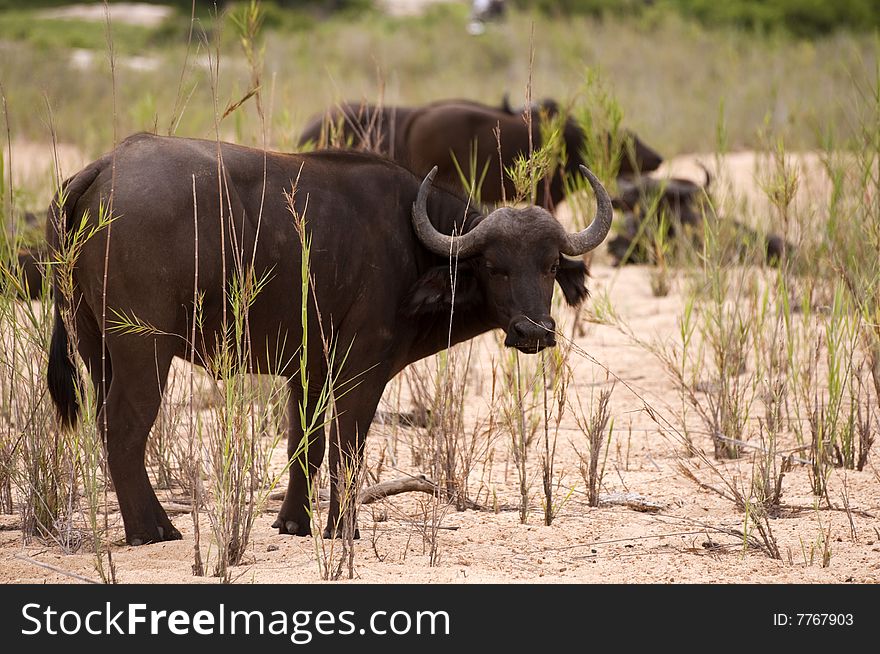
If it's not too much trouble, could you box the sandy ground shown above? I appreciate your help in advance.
[655,150,835,229]
[39,3,174,28]
[378,0,462,17]
[6,140,87,205]
[0,148,877,585]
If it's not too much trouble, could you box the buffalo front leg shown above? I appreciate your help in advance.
[102,339,180,545]
[324,372,388,540]
[275,382,326,536]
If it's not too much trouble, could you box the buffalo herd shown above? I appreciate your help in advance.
[298,97,663,208]
[3,93,789,544]
[608,166,790,265]
[298,97,789,266]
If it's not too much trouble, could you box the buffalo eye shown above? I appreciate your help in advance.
[549,261,560,276]
[486,262,508,280]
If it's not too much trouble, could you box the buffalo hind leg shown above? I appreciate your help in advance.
[102,337,180,545]
[274,382,326,537]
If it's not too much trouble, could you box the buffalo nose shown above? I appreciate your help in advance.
[512,318,555,341]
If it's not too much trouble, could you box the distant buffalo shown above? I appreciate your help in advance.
[2,207,47,300]
[402,101,661,208]
[298,98,663,209]
[297,98,520,158]
[16,247,46,300]
[1,246,45,301]
[499,93,560,118]
[46,132,612,545]
[298,100,414,159]
[608,168,791,266]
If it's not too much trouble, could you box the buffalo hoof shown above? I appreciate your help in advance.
[161,525,183,541]
[274,517,312,537]
[322,526,360,540]
[127,523,182,546]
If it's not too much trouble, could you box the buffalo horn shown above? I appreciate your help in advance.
[698,161,712,190]
[560,165,613,256]
[412,166,487,258]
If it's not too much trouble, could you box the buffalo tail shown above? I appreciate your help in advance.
[45,160,106,428]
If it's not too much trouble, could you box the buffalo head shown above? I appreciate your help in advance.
[408,165,611,353]
[618,130,664,176]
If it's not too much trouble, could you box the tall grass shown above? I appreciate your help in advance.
[405,344,490,512]
[595,55,878,560]
[823,58,880,474]
[573,386,613,508]
[539,346,573,525]
[40,188,117,581]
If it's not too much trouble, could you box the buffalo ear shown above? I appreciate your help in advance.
[556,255,588,307]
[611,196,630,211]
[403,264,481,317]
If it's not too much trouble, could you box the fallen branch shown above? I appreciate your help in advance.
[267,474,442,505]
[359,474,439,504]
[14,554,100,584]
[598,492,663,513]
[714,434,810,465]
[399,521,460,531]
[164,502,195,515]
[373,409,431,429]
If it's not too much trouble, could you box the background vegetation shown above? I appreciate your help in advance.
[515,0,880,37]
[0,0,876,176]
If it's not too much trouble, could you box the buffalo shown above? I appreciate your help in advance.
[1,245,47,301]
[46,132,612,545]
[2,211,47,300]
[298,98,662,209]
[499,93,560,118]
[1,247,42,300]
[298,100,415,159]
[401,100,661,209]
[297,97,525,157]
[608,169,791,266]
[15,246,46,300]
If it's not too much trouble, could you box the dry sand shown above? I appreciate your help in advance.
[5,140,87,203]
[39,3,174,28]
[377,0,461,18]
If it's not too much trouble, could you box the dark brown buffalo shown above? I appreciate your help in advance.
[402,101,661,209]
[298,99,663,208]
[297,97,520,157]
[1,245,46,300]
[16,246,46,299]
[3,211,47,300]
[608,170,790,266]
[298,100,414,158]
[500,93,560,117]
[46,133,612,545]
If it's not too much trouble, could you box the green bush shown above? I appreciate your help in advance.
[0,0,374,14]
[668,0,880,37]
[510,0,644,19]
[512,0,880,37]
[0,0,200,10]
